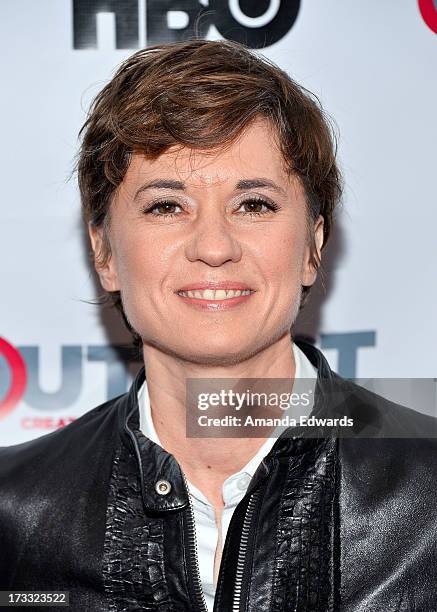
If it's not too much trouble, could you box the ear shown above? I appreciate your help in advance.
[301,215,324,287]
[88,223,120,292]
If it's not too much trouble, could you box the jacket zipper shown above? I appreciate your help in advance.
[181,470,208,612]
[124,416,207,611]
[127,407,260,611]
[232,489,260,612]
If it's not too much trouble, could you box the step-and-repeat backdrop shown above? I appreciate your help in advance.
[1,1,436,445]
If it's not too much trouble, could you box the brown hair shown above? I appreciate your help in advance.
[77,39,342,346]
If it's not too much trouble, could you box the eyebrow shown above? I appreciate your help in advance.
[134,177,286,200]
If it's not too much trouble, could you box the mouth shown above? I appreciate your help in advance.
[177,288,253,300]
[175,283,256,309]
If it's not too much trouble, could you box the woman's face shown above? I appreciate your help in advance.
[90,119,323,366]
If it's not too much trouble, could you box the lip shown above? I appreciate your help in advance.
[176,281,254,292]
[176,290,255,311]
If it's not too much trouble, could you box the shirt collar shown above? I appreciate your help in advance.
[120,338,336,512]
[138,341,318,479]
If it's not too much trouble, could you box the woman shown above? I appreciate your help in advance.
[0,39,436,611]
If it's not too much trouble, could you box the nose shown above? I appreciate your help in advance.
[184,207,242,267]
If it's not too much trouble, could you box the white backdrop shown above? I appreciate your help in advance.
[1,0,436,445]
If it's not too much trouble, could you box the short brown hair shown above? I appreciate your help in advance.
[77,39,342,344]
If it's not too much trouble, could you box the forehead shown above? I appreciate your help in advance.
[124,119,290,190]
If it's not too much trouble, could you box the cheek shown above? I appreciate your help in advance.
[112,227,156,282]
[108,235,154,312]
[259,224,307,284]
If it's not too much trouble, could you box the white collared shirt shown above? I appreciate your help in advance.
[138,342,317,611]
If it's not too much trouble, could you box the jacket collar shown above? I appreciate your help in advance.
[118,339,337,513]
[246,339,340,486]
[119,367,190,513]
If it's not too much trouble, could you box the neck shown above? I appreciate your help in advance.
[142,331,296,507]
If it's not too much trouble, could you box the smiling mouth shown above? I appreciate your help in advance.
[177,288,253,301]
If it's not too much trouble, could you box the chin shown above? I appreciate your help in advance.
[173,347,258,367]
[144,330,283,367]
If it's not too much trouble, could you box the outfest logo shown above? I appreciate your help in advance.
[0,332,375,424]
[418,0,437,34]
[0,337,140,428]
[0,338,27,421]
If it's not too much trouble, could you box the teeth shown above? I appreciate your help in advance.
[203,289,215,300]
[179,289,252,300]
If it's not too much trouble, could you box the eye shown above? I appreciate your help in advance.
[141,197,280,218]
[237,198,280,216]
[143,201,182,216]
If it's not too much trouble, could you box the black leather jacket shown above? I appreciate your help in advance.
[1,341,436,611]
